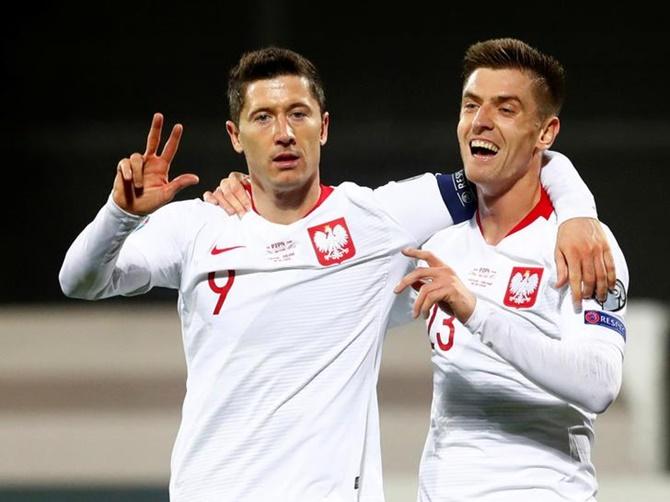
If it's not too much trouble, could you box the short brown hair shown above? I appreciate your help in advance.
[227,47,326,124]
[463,38,566,118]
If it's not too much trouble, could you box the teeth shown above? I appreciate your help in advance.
[470,139,499,153]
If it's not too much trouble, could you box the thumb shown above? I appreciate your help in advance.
[165,173,200,200]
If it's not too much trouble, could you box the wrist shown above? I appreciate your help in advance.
[106,193,147,223]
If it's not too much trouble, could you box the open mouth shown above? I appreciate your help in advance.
[469,139,499,158]
[272,152,300,168]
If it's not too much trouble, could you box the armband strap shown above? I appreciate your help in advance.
[436,170,477,224]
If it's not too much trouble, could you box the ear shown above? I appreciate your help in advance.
[537,116,560,151]
[320,112,329,146]
[226,120,244,154]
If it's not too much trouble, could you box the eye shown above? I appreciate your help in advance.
[462,102,478,112]
[500,107,515,115]
[254,113,271,123]
[290,110,308,119]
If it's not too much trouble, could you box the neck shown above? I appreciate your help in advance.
[250,176,322,224]
[476,165,542,245]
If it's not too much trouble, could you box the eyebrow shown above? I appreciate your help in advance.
[462,91,523,107]
[246,101,314,117]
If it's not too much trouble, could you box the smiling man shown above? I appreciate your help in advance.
[60,47,615,502]
[394,38,629,501]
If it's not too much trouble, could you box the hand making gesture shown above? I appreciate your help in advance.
[394,247,476,323]
[113,113,199,215]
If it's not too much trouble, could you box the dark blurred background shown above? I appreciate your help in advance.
[2,2,668,303]
[2,4,669,502]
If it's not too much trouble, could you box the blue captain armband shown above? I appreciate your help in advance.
[436,170,477,224]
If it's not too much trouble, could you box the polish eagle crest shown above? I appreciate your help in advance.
[313,224,349,260]
[504,267,544,308]
[308,217,356,265]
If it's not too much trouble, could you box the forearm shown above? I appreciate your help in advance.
[465,301,622,413]
[541,150,597,223]
[59,196,151,299]
[373,171,476,245]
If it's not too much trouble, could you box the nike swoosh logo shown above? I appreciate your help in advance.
[211,245,246,255]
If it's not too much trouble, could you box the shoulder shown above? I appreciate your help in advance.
[325,182,379,208]
[154,198,231,219]
[330,174,445,203]
[142,198,235,233]
[335,181,372,196]
[373,173,438,194]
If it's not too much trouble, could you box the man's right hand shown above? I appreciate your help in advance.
[202,172,252,215]
[113,113,199,215]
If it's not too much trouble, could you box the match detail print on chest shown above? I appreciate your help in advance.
[467,264,544,309]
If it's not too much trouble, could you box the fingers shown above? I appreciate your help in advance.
[394,267,437,294]
[117,158,132,182]
[554,248,568,289]
[160,123,183,165]
[216,175,252,215]
[593,252,608,303]
[580,254,596,300]
[412,281,447,319]
[145,113,163,156]
[401,247,444,267]
[202,191,218,205]
[114,160,134,209]
[211,187,242,215]
[145,113,182,167]
[591,240,615,302]
[231,172,251,187]
[118,157,141,198]
[395,259,474,321]
[591,222,617,298]
[604,247,617,290]
[130,153,144,191]
[118,152,146,196]
[566,253,583,310]
[164,173,200,201]
[223,172,253,213]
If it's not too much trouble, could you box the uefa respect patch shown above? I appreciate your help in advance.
[584,310,626,340]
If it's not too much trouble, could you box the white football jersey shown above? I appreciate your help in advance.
[61,174,470,502]
[417,190,628,502]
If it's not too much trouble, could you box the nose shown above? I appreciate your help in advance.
[274,115,296,146]
[472,104,494,133]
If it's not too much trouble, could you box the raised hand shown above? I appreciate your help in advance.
[394,248,476,322]
[202,171,252,215]
[113,113,199,215]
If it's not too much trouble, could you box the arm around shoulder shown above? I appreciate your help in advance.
[541,150,597,223]
[372,171,476,244]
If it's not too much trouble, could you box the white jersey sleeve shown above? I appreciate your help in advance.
[372,171,476,245]
[464,226,628,414]
[59,196,192,299]
[387,287,416,328]
[558,224,629,354]
[541,150,598,223]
